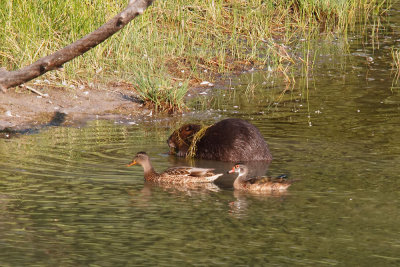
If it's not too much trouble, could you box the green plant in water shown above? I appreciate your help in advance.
[390,47,400,91]
[391,48,400,73]
[186,125,211,159]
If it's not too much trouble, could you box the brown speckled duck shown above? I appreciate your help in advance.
[228,164,292,192]
[127,152,223,184]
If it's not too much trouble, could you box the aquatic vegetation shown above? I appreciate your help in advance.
[391,48,400,74]
[390,47,400,90]
[0,0,391,111]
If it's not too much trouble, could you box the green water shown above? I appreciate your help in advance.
[2,8,400,267]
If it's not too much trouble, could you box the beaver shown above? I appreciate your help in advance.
[167,118,272,162]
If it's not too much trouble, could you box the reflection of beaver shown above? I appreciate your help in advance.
[167,118,272,162]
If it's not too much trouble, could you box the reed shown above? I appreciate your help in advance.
[392,48,400,73]
[0,0,391,112]
[391,47,400,90]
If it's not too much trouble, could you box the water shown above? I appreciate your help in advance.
[2,9,400,267]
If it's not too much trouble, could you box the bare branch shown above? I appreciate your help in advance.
[21,85,47,97]
[0,0,154,92]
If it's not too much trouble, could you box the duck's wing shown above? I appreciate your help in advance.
[243,175,271,184]
[164,167,216,177]
[163,167,191,176]
[188,168,223,182]
[186,167,217,176]
[253,176,292,185]
[162,167,222,183]
[246,177,259,184]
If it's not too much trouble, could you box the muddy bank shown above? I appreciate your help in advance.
[0,70,235,134]
[0,82,149,132]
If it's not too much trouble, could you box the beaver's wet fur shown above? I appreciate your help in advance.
[167,118,272,162]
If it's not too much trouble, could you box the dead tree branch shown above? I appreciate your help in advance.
[0,0,154,93]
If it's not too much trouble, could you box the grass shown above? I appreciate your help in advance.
[391,47,400,90]
[392,48,400,73]
[134,65,188,113]
[0,0,392,112]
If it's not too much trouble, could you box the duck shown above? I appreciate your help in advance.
[127,152,223,184]
[228,163,292,192]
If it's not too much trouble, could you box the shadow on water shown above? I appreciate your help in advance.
[0,111,67,138]
[119,92,145,104]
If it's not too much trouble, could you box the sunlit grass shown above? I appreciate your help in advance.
[391,48,400,73]
[133,66,189,113]
[0,0,391,112]
[390,47,400,90]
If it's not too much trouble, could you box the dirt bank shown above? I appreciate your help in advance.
[0,82,149,132]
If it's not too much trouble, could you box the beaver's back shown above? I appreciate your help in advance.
[195,119,272,161]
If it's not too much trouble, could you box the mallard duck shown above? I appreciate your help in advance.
[127,152,223,184]
[228,163,292,192]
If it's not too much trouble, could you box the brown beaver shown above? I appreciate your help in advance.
[167,118,272,162]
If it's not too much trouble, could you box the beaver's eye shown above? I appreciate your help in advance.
[184,126,191,131]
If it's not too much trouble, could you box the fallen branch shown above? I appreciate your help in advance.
[20,85,47,97]
[0,0,154,93]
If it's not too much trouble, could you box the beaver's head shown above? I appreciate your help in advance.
[167,124,201,156]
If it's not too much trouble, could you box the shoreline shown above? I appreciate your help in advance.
[0,82,148,133]
[0,78,221,134]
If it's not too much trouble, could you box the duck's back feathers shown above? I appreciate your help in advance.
[247,176,292,191]
[165,167,216,177]
[161,167,222,183]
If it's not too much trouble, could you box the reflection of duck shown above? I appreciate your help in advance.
[228,164,292,192]
[143,181,220,194]
[127,152,223,184]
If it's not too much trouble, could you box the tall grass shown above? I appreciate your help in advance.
[0,0,391,111]
[392,48,400,72]
[391,47,400,90]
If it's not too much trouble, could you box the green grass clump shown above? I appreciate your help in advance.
[0,0,391,112]
[134,66,188,113]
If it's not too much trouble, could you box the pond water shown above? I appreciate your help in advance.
[2,7,400,267]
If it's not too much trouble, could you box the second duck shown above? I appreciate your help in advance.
[228,163,292,192]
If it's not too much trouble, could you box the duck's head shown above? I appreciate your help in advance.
[127,151,150,167]
[228,163,248,176]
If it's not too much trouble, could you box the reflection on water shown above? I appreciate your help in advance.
[142,180,221,194]
[1,8,400,267]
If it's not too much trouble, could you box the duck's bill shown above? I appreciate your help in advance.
[227,167,236,174]
[126,160,137,167]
